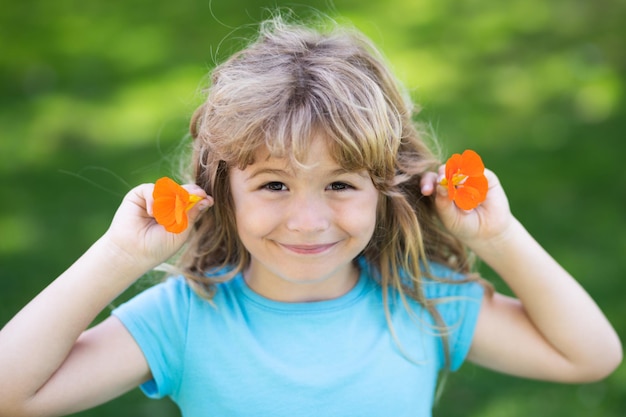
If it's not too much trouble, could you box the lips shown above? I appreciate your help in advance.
[279,243,337,255]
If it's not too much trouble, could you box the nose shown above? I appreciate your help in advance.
[285,193,331,233]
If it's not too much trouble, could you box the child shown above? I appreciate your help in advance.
[0,16,621,417]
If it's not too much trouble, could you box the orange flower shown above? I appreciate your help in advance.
[439,149,488,210]
[152,177,202,233]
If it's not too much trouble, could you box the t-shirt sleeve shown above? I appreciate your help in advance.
[424,264,485,371]
[112,277,191,398]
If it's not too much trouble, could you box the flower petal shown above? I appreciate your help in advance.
[459,149,485,177]
[440,149,489,210]
[174,194,186,225]
[445,153,463,180]
[463,175,488,198]
[454,176,488,210]
[153,177,193,233]
[153,198,177,224]
[454,187,482,210]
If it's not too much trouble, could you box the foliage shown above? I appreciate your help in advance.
[1,0,624,415]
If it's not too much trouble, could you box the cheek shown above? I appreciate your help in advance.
[233,194,278,237]
[339,194,379,237]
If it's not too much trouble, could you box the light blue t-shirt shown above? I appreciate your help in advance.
[113,261,483,417]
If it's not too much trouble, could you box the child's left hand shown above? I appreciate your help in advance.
[420,167,515,246]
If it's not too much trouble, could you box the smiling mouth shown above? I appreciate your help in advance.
[279,243,337,255]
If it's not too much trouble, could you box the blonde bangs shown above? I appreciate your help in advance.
[190,17,406,183]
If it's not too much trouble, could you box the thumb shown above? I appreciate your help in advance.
[434,183,459,225]
[187,196,214,223]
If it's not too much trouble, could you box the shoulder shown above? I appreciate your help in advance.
[118,276,194,309]
[421,262,485,301]
[422,263,486,370]
[111,277,196,332]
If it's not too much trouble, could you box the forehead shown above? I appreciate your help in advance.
[247,136,342,171]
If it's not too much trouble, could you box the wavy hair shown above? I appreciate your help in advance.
[179,16,484,370]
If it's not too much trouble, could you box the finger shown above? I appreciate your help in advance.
[435,183,452,210]
[196,196,214,212]
[420,171,439,195]
[143,185,156,217]
[434,185,465,231]
[483,168,499,190]
[436,180,449,199]
[127,183,155,216]
[181,183,209,198]
[187,194,214,225]
[433,165,447,196]
[183,183,213,216]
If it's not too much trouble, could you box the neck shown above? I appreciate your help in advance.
[243,263,360,303]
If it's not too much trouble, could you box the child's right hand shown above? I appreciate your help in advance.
[103,182,213,271]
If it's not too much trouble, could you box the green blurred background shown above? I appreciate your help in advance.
[1,0,624,415]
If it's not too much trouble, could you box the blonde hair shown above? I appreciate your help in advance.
[181,16,483,369]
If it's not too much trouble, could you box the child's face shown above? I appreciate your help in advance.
[229,137,379,302]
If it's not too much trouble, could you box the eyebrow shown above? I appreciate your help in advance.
[245,166,370,181]
[245,168,290,181]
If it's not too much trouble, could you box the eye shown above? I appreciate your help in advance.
[263,182,287,191]
[327,182,353,191]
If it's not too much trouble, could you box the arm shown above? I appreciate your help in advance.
[422,168,622,382]
[0,183,212,417]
